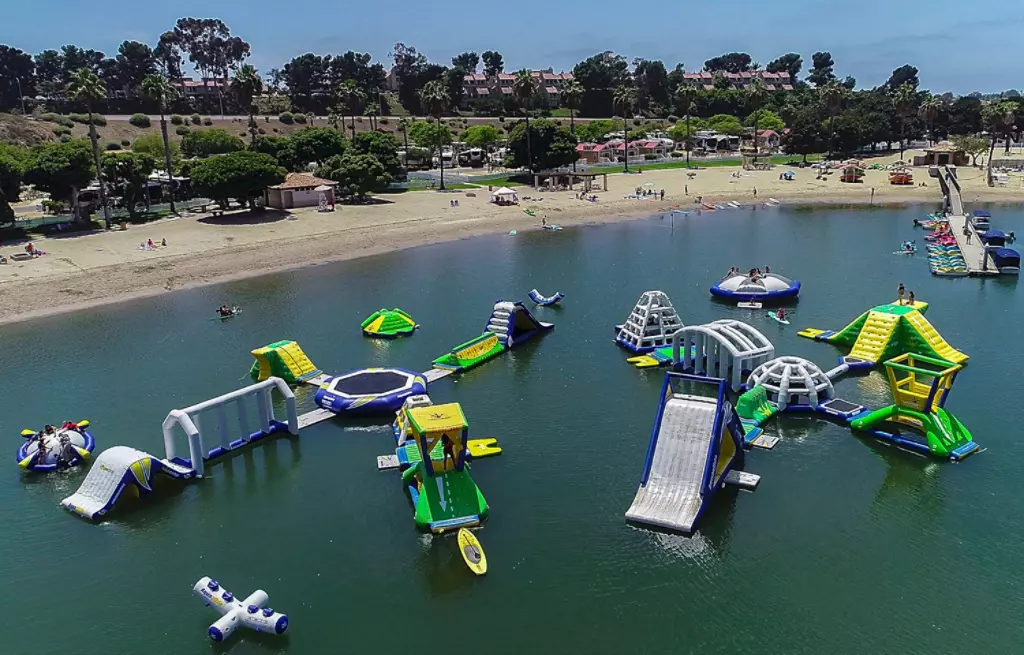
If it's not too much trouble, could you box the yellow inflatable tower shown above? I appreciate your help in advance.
[250,340,322,384]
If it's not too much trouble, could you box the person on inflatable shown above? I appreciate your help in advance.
[441,433,456,471]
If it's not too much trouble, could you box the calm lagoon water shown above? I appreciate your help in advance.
[2,203,1022,655]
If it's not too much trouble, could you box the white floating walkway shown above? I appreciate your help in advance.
[297,408,336,429]
[724,470,761,490]
[942,165,997,276]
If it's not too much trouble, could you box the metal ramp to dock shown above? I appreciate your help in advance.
[941,166,998,276]
[625,394,718,533]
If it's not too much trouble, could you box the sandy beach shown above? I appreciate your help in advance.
[2,151,1022,325]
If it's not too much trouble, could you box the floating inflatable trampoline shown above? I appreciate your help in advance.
[17,423,95,472]
[710,272,800,302]
[315,368,427,413]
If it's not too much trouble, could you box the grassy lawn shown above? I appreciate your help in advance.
[547,108,573,118]
[595,154,822,173]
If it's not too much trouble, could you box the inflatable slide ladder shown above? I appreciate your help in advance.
[847,311,899,363]
[485,302,514,346]
[902,311,969,364]
[626,379,744,533]
[62,446,195,519]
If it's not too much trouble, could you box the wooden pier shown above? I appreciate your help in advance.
[940,166,998,277]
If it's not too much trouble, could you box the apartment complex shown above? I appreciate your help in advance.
[680,70,793,91]
[462,69,575,106]
[172,77,229,99]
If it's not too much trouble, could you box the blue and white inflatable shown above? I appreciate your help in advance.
[528,289,565,306]
[193,577,288,642]
[710,272,800,302]
[17,424,95,472]
[315,367,427,413]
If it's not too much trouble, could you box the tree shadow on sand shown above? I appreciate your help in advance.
[198,208,292,226]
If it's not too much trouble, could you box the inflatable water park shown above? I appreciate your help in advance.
[614,290,685,353]
[710,269,800,303]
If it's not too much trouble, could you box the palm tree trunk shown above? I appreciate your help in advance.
[569,108,576,172]
[685,114,691,168]
[753,114,760,156]
[524,113,532,175]
[71,185,80,224]
[158,111,176,214]
[350,115,356,140]
[622,115,629,172]
[899,119,906,161]
[828,113,836,159]
[87,106,111,228]
[987,134,998,186]
[436,117,445,190]
[402,130,409,169]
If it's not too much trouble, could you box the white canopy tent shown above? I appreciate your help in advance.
[491,187,519,204]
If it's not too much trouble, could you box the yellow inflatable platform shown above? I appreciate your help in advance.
[249,340,323,384]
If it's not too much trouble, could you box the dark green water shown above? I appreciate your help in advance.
[2,205,1022,655]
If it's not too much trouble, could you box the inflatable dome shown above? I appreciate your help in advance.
[315,368,427,414]
[746,356,833,410]
[17,424,95,472]
[710,272,800,302]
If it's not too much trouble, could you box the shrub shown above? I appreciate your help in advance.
[278,112,294,124]
[356,116,363,123]
[59,135,71,142]
[498,116,505,122]
[190,113,202,125]
[105,142,122,151]
[670,151,684,158]
[294,114,307,124]
[175,126,190,136]
[667,115,679,123]
[170,114,184,125]
[379,117,389,125]
[644,153,657,161]
[41,113,75,128]
[121,138,131,146]
[129,113,151,128]
[52,126,72,137]
[239,132,247,137]
[69,113,106,126]
[632,118,642,126]
[203,117,213,126]
[265,116,270,122]
[272,128,279,133]
[258,127,266,134]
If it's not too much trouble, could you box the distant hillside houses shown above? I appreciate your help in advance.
[681,70,794,91]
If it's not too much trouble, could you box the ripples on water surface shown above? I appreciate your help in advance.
[0,204,1022,654]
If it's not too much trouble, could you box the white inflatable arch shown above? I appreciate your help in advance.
[671,319,775,390]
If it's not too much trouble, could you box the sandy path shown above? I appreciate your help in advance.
[2,153,1022,325]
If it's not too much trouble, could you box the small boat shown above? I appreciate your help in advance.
[457,528,487,576]
[768,311,790,325]
[528,289,565,306]
[17,421,95,472]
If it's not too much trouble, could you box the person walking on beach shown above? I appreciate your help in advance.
[897,283,905,305]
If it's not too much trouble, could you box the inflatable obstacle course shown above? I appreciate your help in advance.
[799,300,968,367]
[399,402,488,533]
[614,290,684,353]
[361,308,418,338]
[625,373,749,534]
[432,301,553,373]
[250,340,323,383]
[850,353,979,460]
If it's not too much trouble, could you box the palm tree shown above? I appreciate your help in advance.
[396,116,411,169]
[231,64,263,148]
[141,74,179,214]
[746,78,768,155]
[560,79,583,171]
[513,70,537,173]
[818,80,848,159]
[327,108,343,131]
[418,80,450,190]
[674,84,697,168]
[338,79,364,140]
[891,83,917,161]
[917,96,942,146]
[983,101,1017,185]
[612,85,636,172]
[68,67,111,228]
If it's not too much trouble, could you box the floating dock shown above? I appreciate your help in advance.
[940,166,998,277]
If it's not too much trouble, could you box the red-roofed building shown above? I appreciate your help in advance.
[756,129,781,151]
[461,68,575,107]
[679,69,794,92]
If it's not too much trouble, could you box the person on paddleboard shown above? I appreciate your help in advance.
[217,305,233,317]
[776,308,787,321]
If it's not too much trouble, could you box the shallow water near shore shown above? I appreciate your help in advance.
[2,203,1022,654]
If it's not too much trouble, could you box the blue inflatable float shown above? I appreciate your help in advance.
[17,424,95,472]
[315,368,427,414]
[528,288,565,306]
[710,272,800,302]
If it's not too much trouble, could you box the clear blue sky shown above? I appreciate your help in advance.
[3,0,1021,93]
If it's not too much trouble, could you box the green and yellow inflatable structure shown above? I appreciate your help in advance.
[361,308,418,338]
[798,300,967,368]
[249,340,322,384]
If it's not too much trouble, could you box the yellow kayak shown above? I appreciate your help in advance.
[457,528,487,576]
